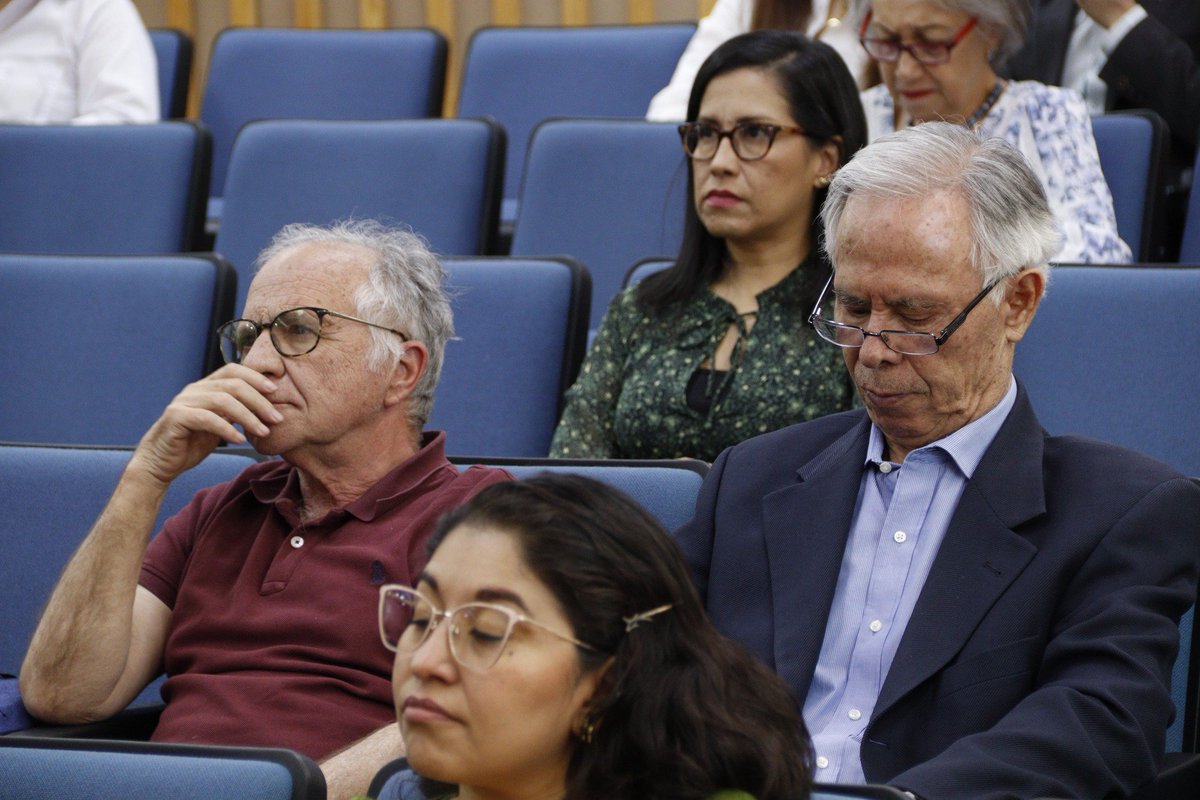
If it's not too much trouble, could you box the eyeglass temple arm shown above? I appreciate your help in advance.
[810,275,834,320]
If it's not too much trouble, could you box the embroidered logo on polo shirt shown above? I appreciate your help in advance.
[370,560,387,585]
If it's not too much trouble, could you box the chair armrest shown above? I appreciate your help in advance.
[7,703,163,741]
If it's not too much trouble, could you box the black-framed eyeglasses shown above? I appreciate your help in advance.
[858,11,978,66]
[808,275,1002,356]
[678,121,808,161]
[217,306,409,364]
[378,584,599,672]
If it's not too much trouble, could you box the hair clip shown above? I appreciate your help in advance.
[623,603,674,633]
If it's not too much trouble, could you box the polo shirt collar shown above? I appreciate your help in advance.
[249,430,454,523]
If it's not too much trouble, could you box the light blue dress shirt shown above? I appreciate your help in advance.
[803,378,1018,783]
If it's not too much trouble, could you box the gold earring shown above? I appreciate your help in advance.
[574,713,596,743]
[815,174,832,188]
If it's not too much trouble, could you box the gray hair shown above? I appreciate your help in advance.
[928,0,1030,66]
[255,219,453,427]
[821,122,1059,293]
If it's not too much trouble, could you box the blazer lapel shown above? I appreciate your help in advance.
[762,416,871,699]
[874,386,1048,716]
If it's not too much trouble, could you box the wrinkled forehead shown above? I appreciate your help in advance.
[243,241,374,319]
[831,190,978,289]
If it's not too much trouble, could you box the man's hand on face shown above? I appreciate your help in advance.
[128,364,283,488]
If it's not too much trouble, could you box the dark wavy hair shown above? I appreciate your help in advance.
[415,474,812,800]
[638,29,867,316]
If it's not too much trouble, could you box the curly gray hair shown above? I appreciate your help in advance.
[254,219,453,427]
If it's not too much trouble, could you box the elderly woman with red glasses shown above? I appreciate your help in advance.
[858,0,1129,264]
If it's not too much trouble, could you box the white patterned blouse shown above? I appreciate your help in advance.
[861,80,1131,264]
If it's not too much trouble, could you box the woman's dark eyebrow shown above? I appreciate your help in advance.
[475,587,531,614]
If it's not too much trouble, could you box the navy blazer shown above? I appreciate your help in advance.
[1005,0,1200,153]
[676,385,1200,799]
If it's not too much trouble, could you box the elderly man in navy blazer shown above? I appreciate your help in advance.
[676,122,1200,800]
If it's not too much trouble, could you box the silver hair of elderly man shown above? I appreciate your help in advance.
[253,219,454,428]
[820,121,1060,295]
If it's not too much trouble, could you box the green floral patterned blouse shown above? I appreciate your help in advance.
[549,256,854,462]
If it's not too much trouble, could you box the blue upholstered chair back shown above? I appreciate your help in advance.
[0,737,323,800]
[371,764,905,800]
[623,256,675,288]
[201,27,446,206]
[0,122,209,254]
[510,119,687,332]
[1013,264,1200,478]
[149,28,192,119]
[458,23,694,225]
[431,258,590,458]
[1181,146,1200,263]
[1014,265,1200,752]
[0,254,234,446]
[214,118,502,313]
[451,458,707,532]
[1091,111,1167,261]
[0,446,256,674]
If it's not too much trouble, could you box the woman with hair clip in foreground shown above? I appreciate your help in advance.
[374,474,813,800]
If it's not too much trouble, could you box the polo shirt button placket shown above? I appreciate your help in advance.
[290,535,304,548]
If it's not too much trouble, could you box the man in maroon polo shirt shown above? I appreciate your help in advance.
[19,220,510,800]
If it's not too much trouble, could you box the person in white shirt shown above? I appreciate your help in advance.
[1007,0,1199,154]
[647,0,871,121]
[0,0,158,123]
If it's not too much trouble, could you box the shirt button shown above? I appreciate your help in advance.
[848,709,862,721]
[869,619,883,633]
[290,536,304,548]
[878,462,893,473]
[893,530,907,543]
[816,756,829,769]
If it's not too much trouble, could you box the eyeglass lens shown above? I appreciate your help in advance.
[218,308,324,364]
[681,122,777,161]
[860,16,976,66]
[381,587,515,672]
[811,318,939,355]
[862,38,954,64]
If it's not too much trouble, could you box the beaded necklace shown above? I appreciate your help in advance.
[963,79,1006,130]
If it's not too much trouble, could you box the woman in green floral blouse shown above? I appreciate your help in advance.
[551,30,867,462]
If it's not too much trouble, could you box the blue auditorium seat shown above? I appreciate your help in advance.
[458,23,694,229]
[0,446,257,677]
[431,257,590,458]
[0,254,234,446]
[1091,110,1167,261]
[201,27,447,219]
[0,122,210,253]
[214,118,502,313]
[509,119,686,332]
[149,28,192,119]
[0,737,323,800]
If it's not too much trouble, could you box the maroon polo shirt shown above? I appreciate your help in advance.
[139,431,509,760]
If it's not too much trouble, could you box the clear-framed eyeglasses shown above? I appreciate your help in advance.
[807,274,1001,356]
[217,306,408,365]
[378,584,601,672]
[858,11,978,66]
[678,121,809,161]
